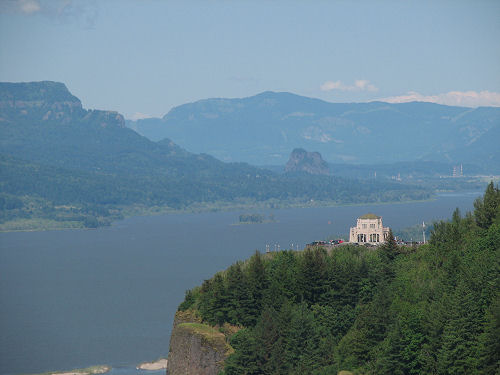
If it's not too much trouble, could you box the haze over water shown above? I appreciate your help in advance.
[0,192,480,375]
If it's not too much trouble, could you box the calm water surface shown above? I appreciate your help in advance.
[0,192,480,375]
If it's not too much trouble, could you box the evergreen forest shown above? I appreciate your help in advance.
[177,182,500,374]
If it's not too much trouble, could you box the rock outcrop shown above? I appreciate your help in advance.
[0,81,85,123]
[285,148,330,175]
[0,81,124,128]
[166,310,233,375]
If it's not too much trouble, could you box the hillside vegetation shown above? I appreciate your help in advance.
[0,82,431,230]
[128,91,500,169]
[176,183,500,374]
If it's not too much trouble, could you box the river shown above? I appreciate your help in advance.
[0,192,481,375]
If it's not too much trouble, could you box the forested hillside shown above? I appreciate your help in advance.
[175,183,500,374]
[128,92,500,170]
[0,81,431,230]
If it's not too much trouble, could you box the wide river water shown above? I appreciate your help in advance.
[0,192,481,375]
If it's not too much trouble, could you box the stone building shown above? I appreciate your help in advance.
[349,213,390,244]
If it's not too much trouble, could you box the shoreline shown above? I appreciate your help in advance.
[24,359,169,375]
[136,359,168,371]
[28,365,111,375]
[0,195,439,234]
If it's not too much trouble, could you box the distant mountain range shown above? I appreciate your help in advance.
[0,81,432,230]
[127,91,500,171]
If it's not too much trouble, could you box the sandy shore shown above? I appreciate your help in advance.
[137,359,168,370]
[50,365,110,375]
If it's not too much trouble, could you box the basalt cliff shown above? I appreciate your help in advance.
[166,310,234,375]
[285,148,330,175]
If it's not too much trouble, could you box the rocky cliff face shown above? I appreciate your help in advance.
[285,148,330,175]
[166,310,233,375]
[0,81,85,123]
[0,81,124,128]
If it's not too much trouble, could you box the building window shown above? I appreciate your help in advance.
[370,224,375,228]
[362,224,367,229]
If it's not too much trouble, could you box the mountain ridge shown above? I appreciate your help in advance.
[0,81,432,230]
[127,91,500,170]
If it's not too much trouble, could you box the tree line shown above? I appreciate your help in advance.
[177,182,500,374]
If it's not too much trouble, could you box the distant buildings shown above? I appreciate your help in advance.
[452,164,463,177]
[349,213,390,244]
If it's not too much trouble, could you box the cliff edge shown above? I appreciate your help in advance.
[166,310,233,375]
[285,148,330,175]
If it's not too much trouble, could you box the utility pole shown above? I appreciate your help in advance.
[422,221,426,244]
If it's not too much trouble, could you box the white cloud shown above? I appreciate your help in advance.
[0,0,40,13]
[320,81,344,91]
[129,112,154,121]
[378,90,500,108]
[320,79,378,92]
[0,0,98,28]
[20,0,40,13]
[354,80,377,92]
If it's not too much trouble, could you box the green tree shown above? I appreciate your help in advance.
[476,294,500,374]
[474,181,500,229]
[226,262,253,326]
[299,247,328,304]
[437,281,483,374]
[246,251,268,326]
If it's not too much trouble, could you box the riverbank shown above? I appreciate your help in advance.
[0,194,436,233]
[136,359,168,371]
[26,360,169,375]
[1,192,483,375]
[30,365,111,375]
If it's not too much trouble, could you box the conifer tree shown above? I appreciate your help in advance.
[246,251,268,326]
[226,262,252,326]
[474,181,500,229]
[300,247,328,304]
[475,295,500,374]
[437,281,482,374]
[382,228,398,260]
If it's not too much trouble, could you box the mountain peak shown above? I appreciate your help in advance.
[285,148,330,175]
[0,81,84,124]
[0,81,81,104]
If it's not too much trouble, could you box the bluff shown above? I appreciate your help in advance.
[285,148,330,175]
[168,183,500,374]
[166,310,233,375]
[0,81,85,122]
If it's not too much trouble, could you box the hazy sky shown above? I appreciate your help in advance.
[1,0,499,119]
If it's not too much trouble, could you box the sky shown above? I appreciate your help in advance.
[1,0,499,119]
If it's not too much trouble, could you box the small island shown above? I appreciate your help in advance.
[237,213,276,225]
